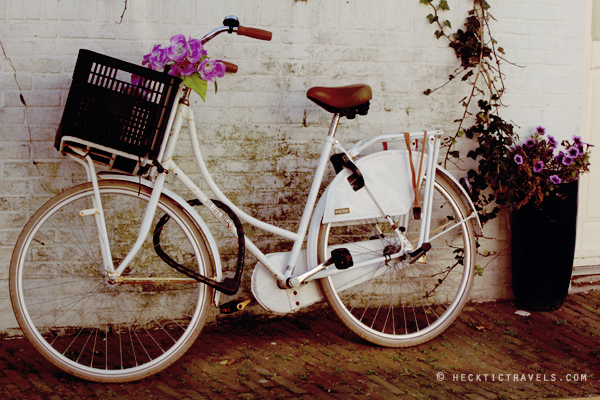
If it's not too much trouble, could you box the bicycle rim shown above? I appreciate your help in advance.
[318,172,476,347]
[10,180,213,382]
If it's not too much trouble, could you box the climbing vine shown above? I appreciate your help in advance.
[420,0,519,225]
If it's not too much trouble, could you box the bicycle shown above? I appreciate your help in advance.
[9,16,481,382]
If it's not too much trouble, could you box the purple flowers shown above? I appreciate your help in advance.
[549,175,562,184]
[567,146,580,158]
[137,34,225,100]
[514,154,524,165]
[188,38,206,63]
[562,156,573,166]
[498,125,591,210]
[199,58,226,82]
[165,34,190,62]
[169,61,196,77]
[143,44,168,71]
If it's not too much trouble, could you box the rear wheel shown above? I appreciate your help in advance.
[10,180,214,382]
[318,172,476,347]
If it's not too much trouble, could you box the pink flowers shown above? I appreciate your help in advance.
[164,34,191,63]
[142,44,168,71]
[198,58,226,82]
[169,60,196,77]
[187,37,206,63]
[141,34,217,78]
[137,34,225,100]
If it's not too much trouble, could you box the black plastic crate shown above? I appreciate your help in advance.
[56,49,181,163]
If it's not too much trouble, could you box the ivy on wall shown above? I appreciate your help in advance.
[420,0,520,225]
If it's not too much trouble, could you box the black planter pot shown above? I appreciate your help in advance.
[510,180,579,311]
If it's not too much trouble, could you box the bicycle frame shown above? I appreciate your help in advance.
[61,24,481,294]
[70,79,477,293]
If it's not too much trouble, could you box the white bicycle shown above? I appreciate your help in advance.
[9,16,481,382]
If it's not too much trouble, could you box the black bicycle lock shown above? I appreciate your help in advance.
[153,199,245,296]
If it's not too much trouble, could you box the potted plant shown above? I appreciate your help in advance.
[491,126,592,311]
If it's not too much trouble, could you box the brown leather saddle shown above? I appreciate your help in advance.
[307,84,372,119]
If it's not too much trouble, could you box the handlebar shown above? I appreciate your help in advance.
[222,61,238,74]
[201,15,273,45]
[199,16,269,76]
[236,26,272,41]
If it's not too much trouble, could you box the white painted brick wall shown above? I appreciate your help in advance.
[0,0,586,334]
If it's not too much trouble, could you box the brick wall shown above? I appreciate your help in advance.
[0,0,586,334]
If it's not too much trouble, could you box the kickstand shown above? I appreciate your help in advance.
[220,299,253,314]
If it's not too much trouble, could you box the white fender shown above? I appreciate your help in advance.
[435,166,483,236]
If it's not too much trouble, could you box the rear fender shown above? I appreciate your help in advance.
[435,167,483,237]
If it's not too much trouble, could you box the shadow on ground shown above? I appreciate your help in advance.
[2,290,600,399]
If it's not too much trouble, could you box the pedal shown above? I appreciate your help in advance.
[219,299,252,314]
[331,248,353,270]
[407,243,431,264]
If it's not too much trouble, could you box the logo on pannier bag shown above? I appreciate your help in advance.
[334,208,350,215]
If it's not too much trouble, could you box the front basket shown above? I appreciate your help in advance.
[56,49,181,173]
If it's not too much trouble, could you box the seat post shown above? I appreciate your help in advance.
[328,113,341,139]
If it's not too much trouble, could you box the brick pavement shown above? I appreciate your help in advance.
[2,289,600,399]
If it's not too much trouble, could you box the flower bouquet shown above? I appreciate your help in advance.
[134,34,225,101]
[492,126,592,210]
[495,126,593,311]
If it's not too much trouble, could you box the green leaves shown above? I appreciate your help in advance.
[420,0,520,223]
[423,0,451,29]
[181,72,208,102]
[475,265,484,276]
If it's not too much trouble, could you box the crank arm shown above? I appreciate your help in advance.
[287,248,353,288]
[306,251,405,282]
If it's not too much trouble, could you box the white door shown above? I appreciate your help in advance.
[574,0,600,274]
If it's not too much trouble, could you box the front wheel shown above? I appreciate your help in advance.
[318,171,476,347]
[9,180,214,382]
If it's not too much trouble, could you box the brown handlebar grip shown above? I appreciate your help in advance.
[222,61,238,74]
[236,26,272,41]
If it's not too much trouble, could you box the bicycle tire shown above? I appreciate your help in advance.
[317,171,476,347]
[9,180,214,382]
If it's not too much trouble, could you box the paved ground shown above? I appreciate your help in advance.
[2,287,600,400]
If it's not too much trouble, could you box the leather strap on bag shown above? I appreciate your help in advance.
[404,131,427,220]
